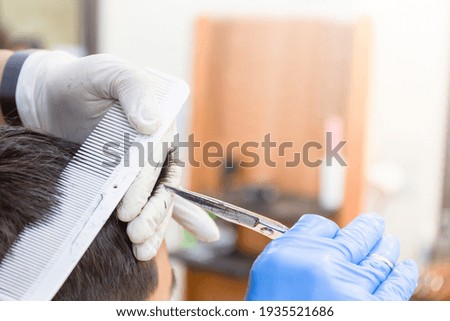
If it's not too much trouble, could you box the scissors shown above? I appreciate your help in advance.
[165,185,289,239]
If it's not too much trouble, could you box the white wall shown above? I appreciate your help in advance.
[363,1,450,261]
[97,0,357,141]
[98,0,450,262]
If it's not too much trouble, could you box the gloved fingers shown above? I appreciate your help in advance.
[333,213,385,264]
[117,161,164,222]
[112,66,161,135]
[373,259,419,300]
[126,152,182,243]
[359,234,400,272]
[17,52,163,142]
[172,194,220,242]
[117,123,176,222]
[84,54,161,135]
[132,205,172,261]
[359,234,400,287]
[126,184,175,244]
[287,214,339,238]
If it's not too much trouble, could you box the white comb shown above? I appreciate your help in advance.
[0,69,189,300]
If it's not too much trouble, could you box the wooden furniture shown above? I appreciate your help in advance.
[185,269,249,301]
[184,16,372,300]
[176,248,252,301]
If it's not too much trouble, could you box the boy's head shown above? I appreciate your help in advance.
[0,126,173,300]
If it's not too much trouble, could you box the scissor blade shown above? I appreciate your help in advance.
[164,185,259,228]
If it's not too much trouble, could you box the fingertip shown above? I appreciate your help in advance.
[294,214,336,227]
[116,196,148,222]
[116,204,126,221]
[127,218,150,244]
[209,231,221,242]
[374,234,400,257]
[172,196,221,242]
[132,214,171,261]
[128,110,161,135]
[375,258,419,300]
[365,233,400,261]
[358,212,385,229]
[334,213,386,263]
[116,204,134,222]
[288,214,339,238]
[399,259,419,281]
[194,228,220,243]
[118,68,162,135]
[298,213,327,222]
[133,242,158,261]
[194,213,221,242]
[343,212,385,238]
[383,233,400,245]
[199,221,221,242]
[396,259,420,298]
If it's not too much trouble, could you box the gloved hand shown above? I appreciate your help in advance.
[117,122,220,261]
[16,50,161,144]
[15,51,219,260]
[246,213,418,300]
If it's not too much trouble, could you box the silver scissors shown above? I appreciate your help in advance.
[165,185,289,239]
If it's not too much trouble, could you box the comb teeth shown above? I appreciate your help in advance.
[0,70,188,300]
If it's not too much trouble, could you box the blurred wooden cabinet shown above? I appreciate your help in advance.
[184,265,249,301]
[184,16,372,300]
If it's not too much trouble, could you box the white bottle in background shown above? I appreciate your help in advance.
[319,116,346,213]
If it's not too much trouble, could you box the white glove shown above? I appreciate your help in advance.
[16,50,161,143]
[117,123,220,261]
[15,50,219,260]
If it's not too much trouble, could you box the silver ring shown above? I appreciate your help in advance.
[369,254,394,269]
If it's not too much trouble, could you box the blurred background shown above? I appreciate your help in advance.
[1,0,449,300]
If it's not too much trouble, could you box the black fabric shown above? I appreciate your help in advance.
[0,51,32,126]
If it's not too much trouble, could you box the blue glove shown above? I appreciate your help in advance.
[246,213,418,300]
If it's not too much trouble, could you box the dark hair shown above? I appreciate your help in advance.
[0,126,158,300]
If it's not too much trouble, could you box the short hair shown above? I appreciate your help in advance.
[0,126,158,300]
